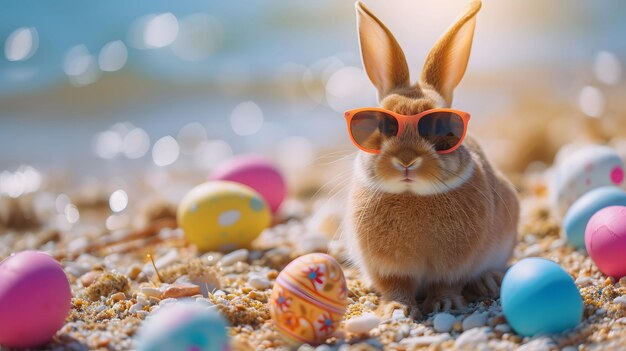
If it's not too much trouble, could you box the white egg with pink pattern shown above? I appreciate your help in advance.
[550,145,624,218]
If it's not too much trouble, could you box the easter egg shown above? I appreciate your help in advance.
[178,181,271,252]
[269,253,348,346]
[136,300,229,351]
[211,155,286,213]
[0,251,72,349]
[563,186,626,248]
[585,206,626,278]
[549,144,624,218]
[501,258,582,337]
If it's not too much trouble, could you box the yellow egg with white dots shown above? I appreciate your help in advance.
[177,181,271,252]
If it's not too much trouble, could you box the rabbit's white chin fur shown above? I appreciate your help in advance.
[354,153,475,196]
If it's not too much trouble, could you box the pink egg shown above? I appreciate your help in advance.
[210,155,286,213]
[0,251,72,349]
[585,206,626,278]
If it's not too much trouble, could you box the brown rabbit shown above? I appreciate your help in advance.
[344,0,519,319]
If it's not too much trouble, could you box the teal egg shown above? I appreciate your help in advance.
[563,186,626,248]
[136,301,230,351]
[501,258,583,337]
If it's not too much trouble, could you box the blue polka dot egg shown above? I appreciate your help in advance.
[501,258,583,337]
[178,181,271,252]
[136,301,230,351]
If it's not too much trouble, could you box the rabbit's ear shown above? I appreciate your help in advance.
[421,0,481,105]
[356,1,410,99]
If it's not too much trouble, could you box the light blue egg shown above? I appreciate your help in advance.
[563,186,626,248]
[136,300,230,351]
[501,258,582,337]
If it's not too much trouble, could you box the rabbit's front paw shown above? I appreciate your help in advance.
[464,270,504,300]
[377,300,422,320]
[422,287,466,315]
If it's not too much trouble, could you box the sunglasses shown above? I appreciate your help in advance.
[344,107,471,154]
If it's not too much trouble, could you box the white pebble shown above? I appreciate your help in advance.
[363,301,377,310]
[596,308,606,315]
[129,303,144,313]
[141,287,162,299]
[462,312,487,331]
[391,308,406,320]
[195,297,214,306]
[219,249,249,266]
[344,313,381,334]
[64,263,91,277]
[136,293,150,306]
[614,296,626,305]
[575,276,593,287]
[247,275,272,290]
[433,312,456,333]
[454,327,490,350]
[517,337,556,351]
[136,310,149,318]
[396,324,411,341]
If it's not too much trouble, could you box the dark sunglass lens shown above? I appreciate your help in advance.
[350,111,399,150]
[417,112,464,151]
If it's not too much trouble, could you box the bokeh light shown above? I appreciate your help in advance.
[152,136,180,166]
[143,13,179,49]
[0,166,42,198]
[63,45,100,86]
[64,204,80,224]
[122,127,151,159]
[230,101,264,136]
[4,27,38,61]
[578,86,605,118]
[98,40,128,72]
[94,130,123,160]
[109,189,128,213]
[593,51,622,86]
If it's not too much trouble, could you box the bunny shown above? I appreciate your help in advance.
[344,0,519,319]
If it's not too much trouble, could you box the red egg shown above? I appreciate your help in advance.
[210,155,286,214]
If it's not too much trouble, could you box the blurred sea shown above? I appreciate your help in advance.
[1,0,626,174]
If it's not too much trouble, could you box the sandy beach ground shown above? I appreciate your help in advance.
[2,130,626,351]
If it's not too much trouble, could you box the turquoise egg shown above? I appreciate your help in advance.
[501,258,583,337]
[563,186,626,248]
[136,301,230,351]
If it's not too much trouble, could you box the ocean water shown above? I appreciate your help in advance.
[1,0,625,172]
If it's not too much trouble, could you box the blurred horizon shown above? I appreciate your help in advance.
[1,0,626,177]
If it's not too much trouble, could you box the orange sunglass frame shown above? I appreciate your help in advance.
[344,107,471,155]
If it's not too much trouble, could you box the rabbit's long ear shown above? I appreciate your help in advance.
[356,1,410,99]
[421,0,481,105]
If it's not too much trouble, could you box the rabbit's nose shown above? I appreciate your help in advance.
[392,157,422,171]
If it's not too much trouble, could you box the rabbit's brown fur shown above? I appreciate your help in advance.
[345,0,519,319]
